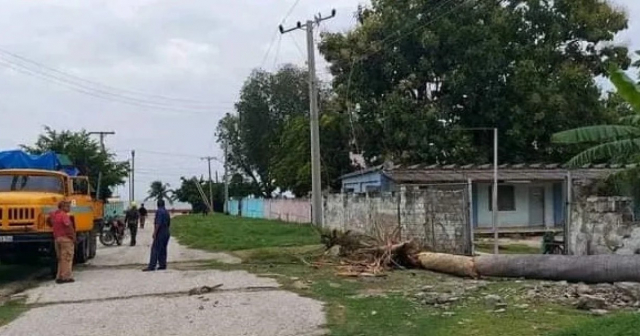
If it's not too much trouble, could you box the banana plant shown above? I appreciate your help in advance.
[552,66,640,167]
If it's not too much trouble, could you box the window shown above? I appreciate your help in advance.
[72,178,89,195]
[0,175,64,194]
[488,185,516,211]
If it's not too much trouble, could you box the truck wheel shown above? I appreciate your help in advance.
[74,236,89,264]
[89,229,97,259]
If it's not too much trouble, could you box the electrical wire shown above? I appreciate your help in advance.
[0,48,226,106]
[0,58,231,115]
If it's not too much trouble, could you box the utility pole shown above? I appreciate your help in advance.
[131,150,135,204]
[492,128,499,255]
[201,156,215,214]
[88,131,115,201]
[223,141,230,215]
[279,9,336,226]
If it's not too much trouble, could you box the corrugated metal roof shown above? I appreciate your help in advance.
[384,163,631,183]
[339,165,384,179]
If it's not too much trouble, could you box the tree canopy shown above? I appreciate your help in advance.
[22,127,129,199]
[319,0,631,165]
[173,174,261,213]
[216,64,353,197]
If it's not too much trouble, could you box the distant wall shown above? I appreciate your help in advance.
[264,199,311,223]
[226,198,310,224]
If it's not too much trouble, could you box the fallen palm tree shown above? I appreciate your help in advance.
[319,228,640,283]
[417,253,640,283]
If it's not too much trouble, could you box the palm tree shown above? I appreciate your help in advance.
[145,180,175,204]
[552,66,640,166]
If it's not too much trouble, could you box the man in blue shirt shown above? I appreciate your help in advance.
[143,199,171,272]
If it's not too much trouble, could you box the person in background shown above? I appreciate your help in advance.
[49,200,75,284]
[124,202,139,246]
[138,203,148,229]
[143,199,171,272]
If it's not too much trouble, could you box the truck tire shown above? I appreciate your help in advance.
[74,235,89,264]
[89,227,98,259]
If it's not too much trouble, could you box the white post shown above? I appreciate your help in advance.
[492,128,499,255]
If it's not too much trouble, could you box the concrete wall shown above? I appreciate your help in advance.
[324,193,398,236]
[226,198,310,223]
[324,186,471,255]
[240,198,264,219]
[569,193,640,255]
[476,182,558,227]
[264,199,311,223]
[228,199,240,216]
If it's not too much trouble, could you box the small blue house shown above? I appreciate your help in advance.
[340,165,393,193]
[340,163,618,232]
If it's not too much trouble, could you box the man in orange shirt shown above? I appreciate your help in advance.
[49,200,76,284]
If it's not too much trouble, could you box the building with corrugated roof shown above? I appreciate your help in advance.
[340,163,624,232]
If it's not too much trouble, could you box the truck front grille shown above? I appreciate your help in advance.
[7,207,36,226]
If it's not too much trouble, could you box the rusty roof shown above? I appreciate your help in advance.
[385,163,632,183]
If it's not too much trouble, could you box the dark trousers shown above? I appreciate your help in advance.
[128,223,138,246]
[148,231,170,270]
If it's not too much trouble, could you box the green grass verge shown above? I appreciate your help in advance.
[549,313,640,336]
[171,214,320,251]
[0,300,26,327]
[175,214,629,335]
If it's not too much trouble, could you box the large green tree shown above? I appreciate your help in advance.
[217,64,352,196]
[319,0,631,165]
[22,127,129,199]
[173,174,261,213]
[272,111,353,196]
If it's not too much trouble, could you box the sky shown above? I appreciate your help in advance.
[0,0,637,203]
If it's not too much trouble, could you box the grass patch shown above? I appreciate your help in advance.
[475,243,540,255]
[172,214,320,251]
[177,214,612,335]
[0,300,26,327]
[549,313,640,336]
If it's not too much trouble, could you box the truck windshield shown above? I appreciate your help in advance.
[0,175,64,193]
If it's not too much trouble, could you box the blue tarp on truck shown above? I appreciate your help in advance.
[0,150,79,176]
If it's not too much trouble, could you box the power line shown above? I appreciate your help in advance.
[0,48,225,106]
[259,0,304,70]
[0,58,232,115]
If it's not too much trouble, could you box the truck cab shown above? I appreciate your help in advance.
[0,169,100,264]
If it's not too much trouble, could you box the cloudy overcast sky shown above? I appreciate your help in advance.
[0,0,637,203]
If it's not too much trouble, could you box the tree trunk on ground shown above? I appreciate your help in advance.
[416,253,640,283]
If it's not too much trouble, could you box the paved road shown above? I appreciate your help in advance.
[0,217,326,336]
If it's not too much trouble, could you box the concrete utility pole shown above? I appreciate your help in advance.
[88,131,115,200]
[279,9,336,226]
[131,150,135,204]
[458,127,499,254]
[223,141,230,215]
[201,156,215,214]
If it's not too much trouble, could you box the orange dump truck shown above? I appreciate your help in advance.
[0,151,103,266]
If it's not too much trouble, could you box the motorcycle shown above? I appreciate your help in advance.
[99,213,127,246]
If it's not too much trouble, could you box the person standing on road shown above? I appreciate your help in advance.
[138,204,148,229]
[143,199,171,272]
[49,200,76,284]
[125,202,140,246]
